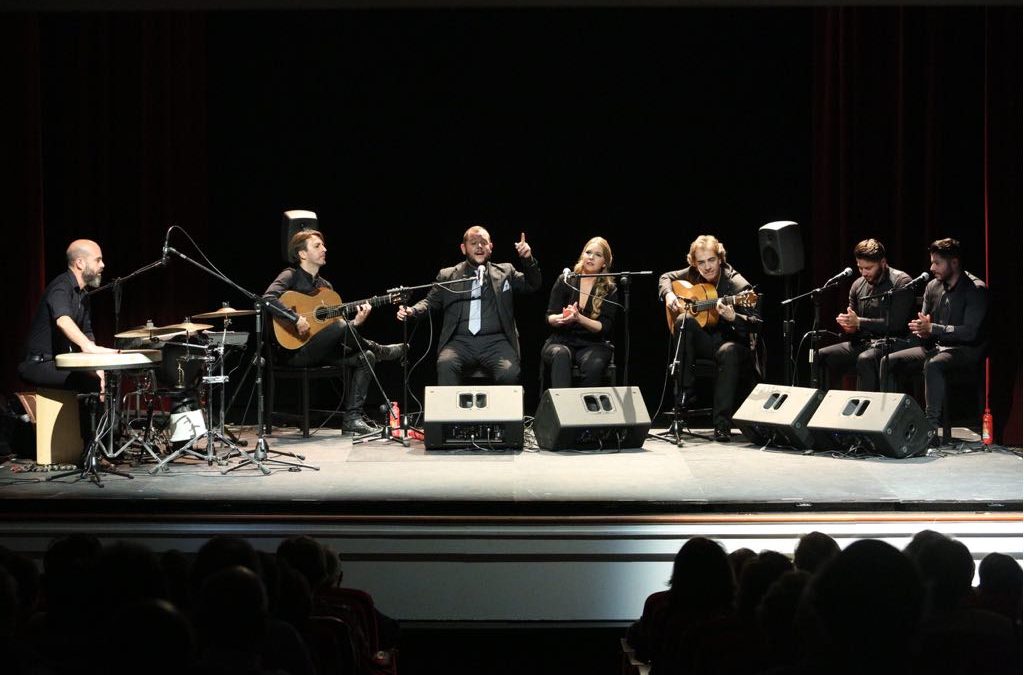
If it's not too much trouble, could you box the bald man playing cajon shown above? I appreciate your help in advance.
[20,239,117,395]
[397,226,542,385]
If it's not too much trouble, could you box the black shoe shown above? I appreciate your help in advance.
[371,342,407,362]
[342,417,377,435]
[713,425,732,443]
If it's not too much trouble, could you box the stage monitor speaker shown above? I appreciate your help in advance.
[758,221,805,276]
[807,390,933,458]
[533,386,651,451]
[733,384,825,450]
[423,385,523,450]
[281,210,319,263]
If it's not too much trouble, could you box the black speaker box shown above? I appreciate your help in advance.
[807,390,933,458]
[423,385,523,450]
[281,210,319,263]
[758,221,805,276]
[534,386,650,451]
[733,384,825,449]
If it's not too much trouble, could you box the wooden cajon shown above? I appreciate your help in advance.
[29,389,84,465]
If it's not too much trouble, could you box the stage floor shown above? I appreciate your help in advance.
[1,424,1020,516]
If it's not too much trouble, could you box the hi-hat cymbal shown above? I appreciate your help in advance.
[162,321,214,333]
[115,325,186,339]
[192,306,258,319]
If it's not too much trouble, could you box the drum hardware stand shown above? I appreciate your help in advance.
[47,371,134,487]
[161,240,317,474]
[648,314,712,446]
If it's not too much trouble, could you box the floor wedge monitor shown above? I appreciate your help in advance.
[807,390,933,458]
[534,386,650,451]
[424,385,524,450]
[733,384,825,450]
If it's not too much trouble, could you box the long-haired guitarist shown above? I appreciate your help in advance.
[264,230,405,435]
[658,235,762,442]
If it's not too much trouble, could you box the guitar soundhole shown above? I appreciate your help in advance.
[314,307,329,321]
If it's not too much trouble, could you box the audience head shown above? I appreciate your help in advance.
[737,550,794,620]
[191,535,263,603]
[109,599,196,675]
[727,547,756,581]
[794,531,841,574]
[277,535,328,591]
[915,536,976,613]
[669,537,735,613]
[196,565,269,652]
[805,539,924,673]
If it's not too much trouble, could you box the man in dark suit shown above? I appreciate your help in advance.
[397,225,542,385]
[882,238,989,439]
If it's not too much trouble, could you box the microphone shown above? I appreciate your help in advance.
[822,267,853,287]
[562,268,572,282]
[907,271,932,289]
[162,227,172,264]
[476,264,486,284]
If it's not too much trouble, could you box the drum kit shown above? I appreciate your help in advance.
[54,303,257,482]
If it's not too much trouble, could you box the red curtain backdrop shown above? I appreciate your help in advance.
[811,7,1021,444]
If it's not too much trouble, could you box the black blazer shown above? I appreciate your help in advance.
[409,258,543,356]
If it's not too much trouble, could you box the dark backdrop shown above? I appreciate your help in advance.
[5,7,1020,443]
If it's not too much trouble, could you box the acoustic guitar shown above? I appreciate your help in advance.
[665,280,759,333]
[272,288,402,350]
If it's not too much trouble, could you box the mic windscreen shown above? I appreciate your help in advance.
[562,267,571,280]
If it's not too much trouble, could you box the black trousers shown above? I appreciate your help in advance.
[674,316,752,428]
[437,334,519,385]
[18,357,101,393]
[882,345,980,426]
[817,338,910,392]
[282,323,376,420]
[541,339,613,388]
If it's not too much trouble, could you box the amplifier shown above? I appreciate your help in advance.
[533,386,650,451]
[733,384,825,450]
[423,385,524,450]
[807,390,933,458]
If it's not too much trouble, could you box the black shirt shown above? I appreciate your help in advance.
[23,270,94,359]
[263,266,331,324]
[848,266,915,339]
[920,271,988,349]
[545,277,619,345]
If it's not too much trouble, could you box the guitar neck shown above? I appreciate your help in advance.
[690,295,740,313]
[321,294,391,320]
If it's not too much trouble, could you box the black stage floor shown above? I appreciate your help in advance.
[1,424,1020,517]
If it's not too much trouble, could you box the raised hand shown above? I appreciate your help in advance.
[909,311,932,338]
[513,232,532,259]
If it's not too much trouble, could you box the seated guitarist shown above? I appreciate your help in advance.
[658,235,762,442]
[264,230,405,435]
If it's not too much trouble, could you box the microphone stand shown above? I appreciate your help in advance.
[862,282,919,393]
[374,277,475,446]
[83,256,167,450]
[566,270,652,386]
[162,246,318,474]
[781,276,846,388]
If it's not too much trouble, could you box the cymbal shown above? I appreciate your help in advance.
[162,321,214,333]
[115,325,186,339]
[192,306,258,320]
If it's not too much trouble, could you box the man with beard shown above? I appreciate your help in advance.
[882,238,989,439]
[19,239,116,395]
[396,226,541,385]
[264,230,406,435]
[659,235,762,442]
[817,239,916,391]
